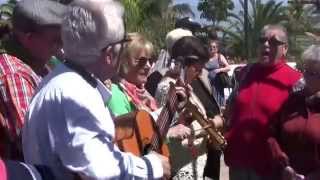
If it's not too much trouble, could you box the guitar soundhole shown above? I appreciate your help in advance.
[143,143,151,155]
[142,138,151,155]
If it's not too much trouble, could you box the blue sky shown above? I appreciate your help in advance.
[0,0,287,22]
[174,0,287,24]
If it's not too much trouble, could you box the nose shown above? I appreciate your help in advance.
[262,39,270,47]
[144,60,151,70]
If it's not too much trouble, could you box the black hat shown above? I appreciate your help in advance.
[175,17,201,32]
[12,0,67,30]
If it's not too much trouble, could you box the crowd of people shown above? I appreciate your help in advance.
[0,0,319,180]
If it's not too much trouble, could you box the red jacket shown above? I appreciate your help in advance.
[224,59,302,175]
[269,90,320,176]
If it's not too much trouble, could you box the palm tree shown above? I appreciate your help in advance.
[121,0,194,52]
[223,0,287,61]
[0,0,16,20]
[286,1,320,55]
[198,0,234,26]
[0,0,17,39]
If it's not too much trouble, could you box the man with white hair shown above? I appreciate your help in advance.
[224,24,302,179]
[22,0,170,179]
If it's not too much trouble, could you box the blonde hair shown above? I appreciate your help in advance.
[119,33,154,74]
[120,33,153,61]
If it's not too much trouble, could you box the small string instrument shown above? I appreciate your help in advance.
[172,70,227,151]
[114,82,180,157]
[184,93,227,150]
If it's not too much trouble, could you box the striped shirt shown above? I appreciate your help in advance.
[0,53,40,159]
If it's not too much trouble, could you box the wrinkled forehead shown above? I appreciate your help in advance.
[262,29,287,43]
[210,41,218,46]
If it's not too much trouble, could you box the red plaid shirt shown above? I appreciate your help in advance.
[0,53,40,159]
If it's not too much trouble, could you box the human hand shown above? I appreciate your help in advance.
[167,124,191,140]
[282,166,305,180]
[175,85,191,111]
[150,152,171,179]
[208,115,224,130]
[267,137,289,168]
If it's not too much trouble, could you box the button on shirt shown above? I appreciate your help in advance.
[22,63,163,180]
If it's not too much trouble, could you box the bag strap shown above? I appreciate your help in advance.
[217,54,222,67]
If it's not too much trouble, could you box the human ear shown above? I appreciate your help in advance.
[283,44,288,55]
[103,47,113,65]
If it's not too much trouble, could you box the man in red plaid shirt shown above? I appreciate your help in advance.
[0,0,66,160]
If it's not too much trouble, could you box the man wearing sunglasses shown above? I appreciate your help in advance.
[223,24,302,180]
[22,0,170,179]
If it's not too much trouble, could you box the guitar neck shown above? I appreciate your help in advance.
[151,84,179,150]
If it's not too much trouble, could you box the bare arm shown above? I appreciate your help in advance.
[216,55,231,73]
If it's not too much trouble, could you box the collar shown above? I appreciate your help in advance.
[96,78,112,103]
[64,60,98,88]
[256,57,287,73]
[119,79,158,111]
[62,62,111,102]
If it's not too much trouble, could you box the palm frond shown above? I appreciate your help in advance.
[171,3,195,18]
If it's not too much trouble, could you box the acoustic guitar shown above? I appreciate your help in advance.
[114,83,179,158]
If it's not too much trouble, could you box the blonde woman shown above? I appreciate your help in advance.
[107,32,190,141]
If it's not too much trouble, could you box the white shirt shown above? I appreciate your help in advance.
[22,63,163,180]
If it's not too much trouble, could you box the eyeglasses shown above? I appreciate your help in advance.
[101,36,131,52]
[209,46,217,51]
[259,36,286,46]
[303,69,320,79]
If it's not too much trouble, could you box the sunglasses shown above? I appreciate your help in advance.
[136,57,154,67]
[259,36,286,46]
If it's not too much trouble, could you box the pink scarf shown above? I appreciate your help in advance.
[120,79,158,111]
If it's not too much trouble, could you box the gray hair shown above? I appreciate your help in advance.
[302,45,320,63]
[62,0,124,65]
[261,24,288,44]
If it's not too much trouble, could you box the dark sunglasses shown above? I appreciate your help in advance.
[259,36,286,46]
[209,46,217,50]
[136,57,154,67]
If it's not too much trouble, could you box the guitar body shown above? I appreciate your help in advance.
[114,110,170,157]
